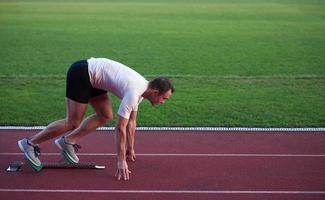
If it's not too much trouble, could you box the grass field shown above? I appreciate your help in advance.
[0,0,324,127]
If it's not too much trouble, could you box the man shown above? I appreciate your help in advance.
[18,57,174,181]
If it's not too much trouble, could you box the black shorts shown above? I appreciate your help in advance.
[66,60,107,103]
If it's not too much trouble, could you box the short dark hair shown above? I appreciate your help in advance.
[149,77,175,94]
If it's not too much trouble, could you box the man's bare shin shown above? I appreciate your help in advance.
[30,119,72,144]
[65,114,107,144]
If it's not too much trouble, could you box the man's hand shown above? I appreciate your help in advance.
[126,149,136,162]
[115,160,131,180]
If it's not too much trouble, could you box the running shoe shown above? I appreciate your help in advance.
[54,136,80,164]
[18,138,43,172]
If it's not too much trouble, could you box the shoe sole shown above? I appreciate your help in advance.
[54,139,78,165]
[18,140,43,172]
[24,156,44,172]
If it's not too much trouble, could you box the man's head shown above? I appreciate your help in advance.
[145,77,175,106]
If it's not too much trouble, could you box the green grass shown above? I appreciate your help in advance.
[0,0,324,127]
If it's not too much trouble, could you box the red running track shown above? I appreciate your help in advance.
[0,130,325,200]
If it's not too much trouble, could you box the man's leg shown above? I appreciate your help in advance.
[54,94,112,164]
[64,94,113,144]
[18,98,87,170]
[29,98,88,144]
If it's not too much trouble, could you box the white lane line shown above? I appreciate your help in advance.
[1,153,325,157]
[1,126,324,132]
[0,189,325,194]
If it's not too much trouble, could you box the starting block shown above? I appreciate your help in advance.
[6,160,105,172]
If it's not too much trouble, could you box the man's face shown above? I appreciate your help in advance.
[150,89,172,106]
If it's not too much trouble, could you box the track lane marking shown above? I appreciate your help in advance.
[1,153,325,157]
[0,189,325,194]
[1,126,324,132]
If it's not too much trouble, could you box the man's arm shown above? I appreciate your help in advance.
[126,111,137,161]
[115,116,131,180]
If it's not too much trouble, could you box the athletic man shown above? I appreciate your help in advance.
[18,57,174,180]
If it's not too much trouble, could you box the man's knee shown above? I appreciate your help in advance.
[66,118,81,130]
[98,112,113,124]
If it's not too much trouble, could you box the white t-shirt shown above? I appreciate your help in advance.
[87,57,149,119]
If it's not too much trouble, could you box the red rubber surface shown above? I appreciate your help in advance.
[1,130,325,200]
